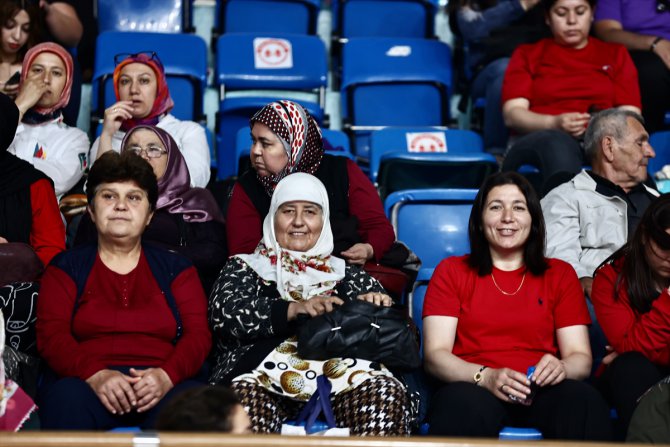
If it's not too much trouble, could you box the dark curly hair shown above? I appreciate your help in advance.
[468,171,548,276]
[86,151,158,211]
[155,386,243,432]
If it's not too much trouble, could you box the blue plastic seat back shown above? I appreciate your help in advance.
[409,267,433,340]
[341,38,452,159]
[91,31,207,123]
[338,0,437,38]
[216,33,327,92]
[649,130,670,177]
[216,0,320,34]
[321,128,352,156]
[369,127,485,182]
[385,189,477,270]
[96,0,192,33]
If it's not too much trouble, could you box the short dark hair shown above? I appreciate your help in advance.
[155,386,242,432]
[468,172,548,276]
[86,151,158,210]
[605,194,670,314]
[542,0,596,12]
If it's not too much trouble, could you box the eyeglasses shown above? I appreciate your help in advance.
[657,0,670,12]
[126,144,167,159]
[113,51,163,68]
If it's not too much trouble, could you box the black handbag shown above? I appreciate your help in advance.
[296,299,421,371]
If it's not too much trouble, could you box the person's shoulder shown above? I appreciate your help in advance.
[159,114,201,131]
[589,36,629,55]
[142,242,194,271]
[436,255,472,274]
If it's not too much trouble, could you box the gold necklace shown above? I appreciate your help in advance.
[491,270,526,296]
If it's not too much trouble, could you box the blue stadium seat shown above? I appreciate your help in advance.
[369,127,491,198]
[333,0,438,40]
[409,267,433,339]
[91,31,208,134]
[341,38,452,160]
[649,130,670,178]
[215,33,328,179]
[95,0,193,33]
[214,0,320,35]
[321,128,353,156]
[385,189,477,270]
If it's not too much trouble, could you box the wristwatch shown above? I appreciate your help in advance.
[474,366,488,386]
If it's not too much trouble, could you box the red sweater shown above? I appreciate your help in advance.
[423,256,590,374]
[591,258,670,366]
[36,251,211,384]
[30,179,65,266]
[226,159,395,261]
[502,37,641,115]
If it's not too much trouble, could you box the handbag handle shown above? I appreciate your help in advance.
[295,375,337,432]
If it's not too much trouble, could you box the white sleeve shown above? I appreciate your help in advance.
[33,129,90,198]
[542,188,589,278]
[163,119,211,188]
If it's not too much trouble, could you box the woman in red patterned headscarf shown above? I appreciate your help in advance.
[227,99,396,269]
[90,51,211,188]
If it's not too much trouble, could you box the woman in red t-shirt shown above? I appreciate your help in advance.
[591,194,670,434]
[500,0,641,196]
[423,171,611,439]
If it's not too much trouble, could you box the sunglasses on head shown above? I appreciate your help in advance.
[658,0,670,12]
[113,51,162,68]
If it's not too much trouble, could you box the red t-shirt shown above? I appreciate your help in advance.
[591,258,670,366]
[502,37,641,115]
[423,256,590,373]
[37,251,211,384]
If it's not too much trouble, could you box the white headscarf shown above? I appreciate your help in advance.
[237,173,346,301]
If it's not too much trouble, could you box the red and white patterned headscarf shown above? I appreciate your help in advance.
[250,100,324,196]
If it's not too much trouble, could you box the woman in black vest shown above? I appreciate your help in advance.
[226,100,396,269]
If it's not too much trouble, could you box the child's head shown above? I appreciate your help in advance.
[155,386,251,434]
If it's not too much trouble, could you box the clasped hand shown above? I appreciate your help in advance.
[86,367,173,415]
[482,354,566,404]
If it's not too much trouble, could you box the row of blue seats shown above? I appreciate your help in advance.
[91,31,453,178]
[97,0,439,40]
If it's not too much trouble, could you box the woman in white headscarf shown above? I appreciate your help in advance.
[208,173,409,436]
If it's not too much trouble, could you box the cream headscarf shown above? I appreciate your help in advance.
[237,173,346,301]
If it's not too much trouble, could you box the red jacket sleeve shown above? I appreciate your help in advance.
[346,160,395,262]
[161,266,212,384]
[591,263,670,365]
[36,266,108,380]
[226,182,263,256]
[30,179,65,267]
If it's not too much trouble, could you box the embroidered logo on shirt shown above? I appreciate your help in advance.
[78,153,87,170]
[33,143,46,159]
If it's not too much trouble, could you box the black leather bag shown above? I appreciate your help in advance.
[296,299,421,371]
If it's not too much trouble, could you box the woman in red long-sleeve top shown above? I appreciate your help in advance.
[592,194,670,435]
[226,100,395,267]
[36,150,211,430]
[0,92,64,358]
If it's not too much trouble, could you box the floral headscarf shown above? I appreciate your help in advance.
[20,42,73,120]
[250,100,324,196]
[113,52,174,132]
[237,173,345,301]
[121,125,222,223]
